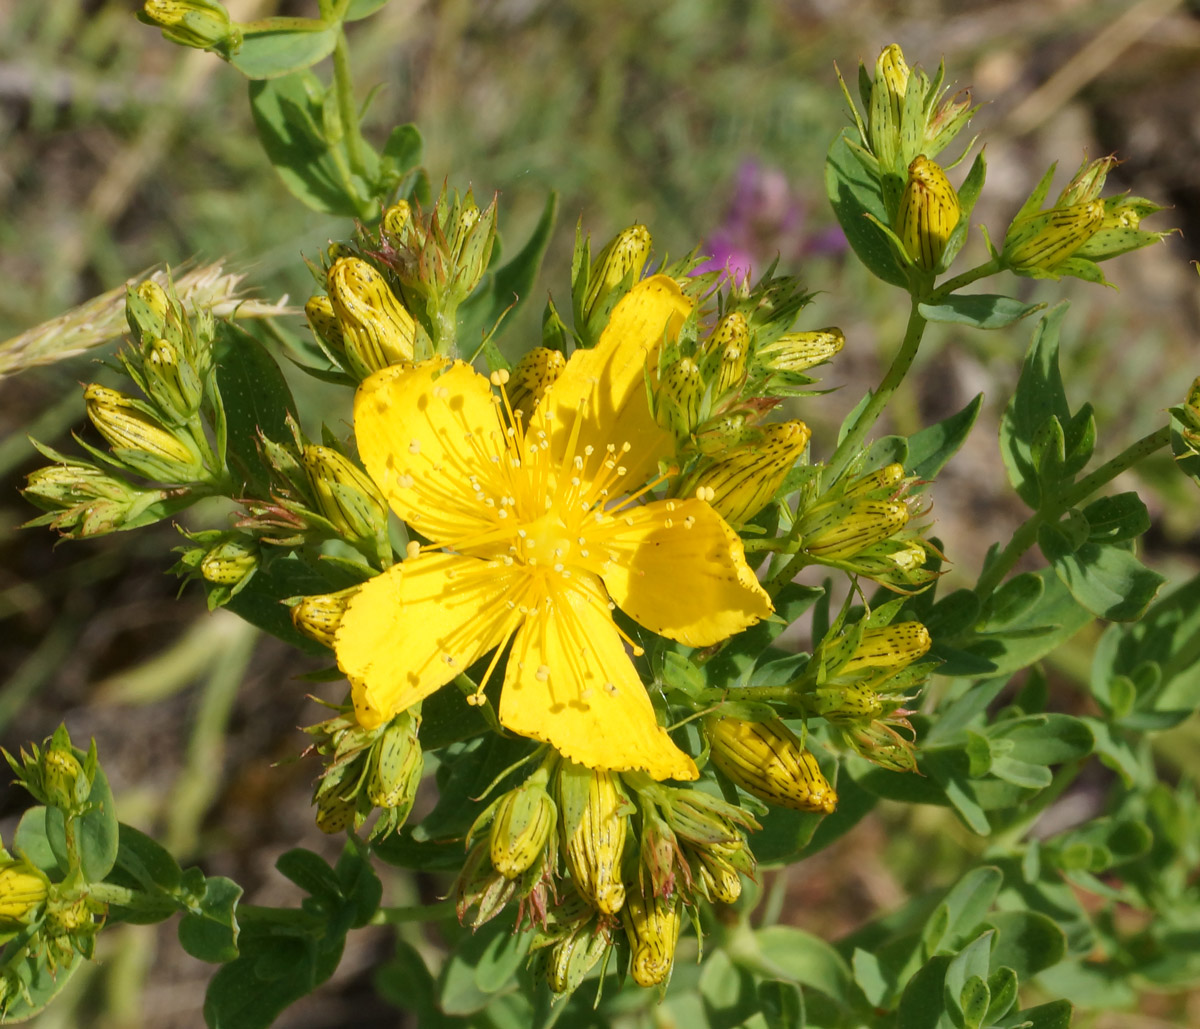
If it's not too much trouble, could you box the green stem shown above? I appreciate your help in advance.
[825,299,927,484]
[973,424,1171,605]
[928,257,1003,301]
[331,28,367,179]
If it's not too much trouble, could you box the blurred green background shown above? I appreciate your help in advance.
[2,0,1200,1025]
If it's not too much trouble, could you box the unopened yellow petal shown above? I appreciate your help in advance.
[354,360,504,545]
[336,552,521,727]
[537,275,689,485]
[500,575,698,781]
[600,498,772,646]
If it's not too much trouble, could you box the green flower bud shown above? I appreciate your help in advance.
[831,622,932,675]
[304,295,346,360]
[505,347,566,419]
[558,763,630,916]
[301,444,389,543]
[694,846,743,904]
[869,44,910,171]
[685,420,810,527]
[489,780,556,879]
[326,257,416,378]
[84,384,204,479]
[809,682,886,725]
[655,356,704,437]
[315,791,357,835]
[1056,156,1119,207]
[146,337,203,422]
[756,327,845,374]
[706,311,751,400]
[1003,201,1104,272]
[289,586,360,649]
[894,156,960,271]
[141,0,242,58]
[802,499,910,559]
[382,201,411,241]
[543,916,611,994]
[622,887,681,988]
[367,711,423,814]
[583,224,652,323]
[707,716,838,814]
[199,538,258,586]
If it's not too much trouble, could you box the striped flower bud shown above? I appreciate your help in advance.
[655,356,704,437]
[695,846,743,905]
[505,347,566,418]
[707,716,838,814]
[694,412,752,456]
[583,224,652,323]
[146,337,203,422]
[854,539,928,576]
[686,420,811,526]
[290,586,359,649]
[833,622,932,675]
[802,499,910,560]
[315,791,358,834]
[304,295,346,359]
[142,0,241,57]
[0,861,49,930]
[1003,201,1105,272]
[41,736,89,811]
[301,444,389,543]
[326,257,416,378]
[894,156,960,271]
[489,780,557,879]
[127,280,172,339]
[843,462,906,500]
[869,44,910,170]
[382,200,411,241]
[367,711,422,813]
[84,384,203,475]
[1057,156,1118,207]
[757,328,845,373]
[544,918,611,994]
[810,682,886,725]
[558,763,630,916]
[622,888,681,988]
[199,537,258,586]
[707,311,751,400]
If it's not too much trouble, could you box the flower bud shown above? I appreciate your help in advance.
[382,201,411,241]
[558,763,629,915]
[315,791,357,834]
[367,711,423,813]
[141,0,242,57]
[583,225,652,323]
[706,311,751,400]
[869,44,910,170]
[655,356,704,437]
[289,586,359,649]
[84,384,203,475]
[304,295,346,359]
[326,257,416,378]
[301,444,389,543]
[1057,156,1118,207]
[505,347,566,419]
[199,537,258,586]
[695,846,743,904]
[42,738,89,811]
[622,888,681,988]
[127,280,172,339]
[843,462,906,500]
[544,917,611,994]
[802,499,909,560]
[707,716,838,814]
[0,861,49,930]
[894,156,960,271]
[686,420,811,526]
[489,781,557,879]
[756,328,845,374]
[832,622,932,675]
[146,337,203,422]
[809,682,886,725]
[1003,201,1104,272]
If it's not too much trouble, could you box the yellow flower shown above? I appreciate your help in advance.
[334,276,772,780]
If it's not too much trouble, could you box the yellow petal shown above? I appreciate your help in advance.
[336,552,521,727]
[354,359,504,545]
[536,275,689,485]
[500,575,698,781]
[599,497,772,646]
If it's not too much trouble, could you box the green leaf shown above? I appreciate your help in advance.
[759,979,805,1029]
[999,306,1071,509]
[919,295,1043,330]
[110,822,183,894]
[179,875,243,963]
[986,714,1094,766]
[276,848,340,904]
[438,917,528,1014]
[213,320,299,496]
[980,573,1044,630]
[1082,492,1150,544]
[336,841,383,930]
[374,942,440,1023]
[943,932,994,1025]
[755,925,856,1009]
[1038,532,1165,621]
[229,19,339,80]
[1009,1000,1073,1029]
[825,131,908,289]
[249,72,370,218]
[985,966,1019,1023]
[0,951,84,1022]
[14,807,62,876]
[896,954,950,1029]
[379,123,423,177]
[345,0,390,20]
[906,394,982,489]
[221,555,344,656]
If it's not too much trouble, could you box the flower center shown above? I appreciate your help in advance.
[516,511,574,570]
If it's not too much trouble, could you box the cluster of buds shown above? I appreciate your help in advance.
[457,754,764,993]
[302,707,424,842]
[170,529,260,608]
[800,620,934,772]
[139,0,243,59]
[793,462,938,592]
[22,280,227,537]
[237,415,392,568]
[4,727,96,816]
[994,156,1171,283]
[706,716,838,814]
